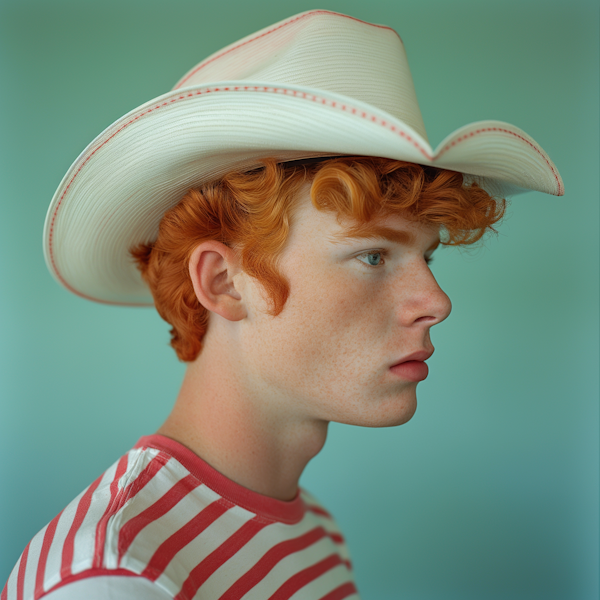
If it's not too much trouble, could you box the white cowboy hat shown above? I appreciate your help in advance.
[43,9,564,306]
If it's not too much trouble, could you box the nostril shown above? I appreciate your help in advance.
[415,315,437,323]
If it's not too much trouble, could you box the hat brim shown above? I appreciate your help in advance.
[44,81,564,305]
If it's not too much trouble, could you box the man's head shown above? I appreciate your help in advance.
[131,156,503,426]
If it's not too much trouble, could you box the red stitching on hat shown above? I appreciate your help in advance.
[49,85,563,304]
[175,10,400,89]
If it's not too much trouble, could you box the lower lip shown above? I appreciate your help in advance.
[390,360,429,382]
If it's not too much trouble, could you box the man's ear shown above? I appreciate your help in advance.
[188,241,246,322]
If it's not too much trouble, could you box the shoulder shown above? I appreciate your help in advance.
[2,444,187,600]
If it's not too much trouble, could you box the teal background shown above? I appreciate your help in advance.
[1,0,598,598]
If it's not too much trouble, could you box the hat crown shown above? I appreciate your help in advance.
[174,10,429,143]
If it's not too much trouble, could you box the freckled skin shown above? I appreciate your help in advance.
[237,190,452,428]
[158,186,452,500]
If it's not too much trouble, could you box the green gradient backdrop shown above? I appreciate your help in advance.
[1,1,598,598]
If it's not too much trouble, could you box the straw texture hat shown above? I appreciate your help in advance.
[43,9,564,305]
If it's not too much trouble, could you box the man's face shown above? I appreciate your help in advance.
[234,186,452,428]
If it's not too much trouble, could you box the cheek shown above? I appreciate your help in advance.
[279,278,385,374]
[245,261,392,391]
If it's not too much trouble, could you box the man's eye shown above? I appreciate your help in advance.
[357,251,386,267]
[356,251,434,268]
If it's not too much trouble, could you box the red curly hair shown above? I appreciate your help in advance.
[131,156,506,362]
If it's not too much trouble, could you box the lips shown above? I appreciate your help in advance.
[391,349,434,367]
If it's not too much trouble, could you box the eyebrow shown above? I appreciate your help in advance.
[331,224,440,251]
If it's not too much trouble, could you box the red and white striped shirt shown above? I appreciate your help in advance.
[2,435,359,600]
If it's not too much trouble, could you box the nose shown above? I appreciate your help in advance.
[396,261,452,327]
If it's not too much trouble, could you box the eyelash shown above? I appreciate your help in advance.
[356,250,434,268]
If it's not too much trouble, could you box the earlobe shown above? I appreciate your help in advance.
[188,241,247,321]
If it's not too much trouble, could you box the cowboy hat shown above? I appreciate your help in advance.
[43,9,564,306]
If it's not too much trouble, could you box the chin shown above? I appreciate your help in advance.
[378,388,418,427]
[339,394,418,428]
[378,403,417,428]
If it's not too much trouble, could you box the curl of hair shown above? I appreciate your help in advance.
[131,157,506,362]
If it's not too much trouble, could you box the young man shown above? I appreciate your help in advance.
[3,9,562,600]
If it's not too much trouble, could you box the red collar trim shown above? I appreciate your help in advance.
[134,434,306,525]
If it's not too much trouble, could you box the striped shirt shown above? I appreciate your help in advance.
[2,435,359,600]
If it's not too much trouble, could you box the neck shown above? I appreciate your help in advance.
[157,333,329,501]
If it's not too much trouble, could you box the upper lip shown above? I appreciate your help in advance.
[391,349,434,366]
